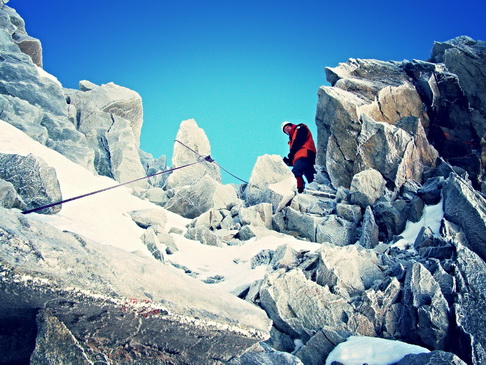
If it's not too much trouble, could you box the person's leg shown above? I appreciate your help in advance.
[292,159,306,193]
[304,162,316,184]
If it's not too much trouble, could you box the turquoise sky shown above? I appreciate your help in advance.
[10,0,486,183]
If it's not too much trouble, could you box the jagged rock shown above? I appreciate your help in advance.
[317,56,438,189]
[144,187,169,206]
[359,206,379,248]
[336,202,362,223]
[400,262,450,350]
[141,227,166,261]
[139,150,168,188]
[445,225,486,364]
[251,249,274,269]
[294,326,353,365]
[349,168,386,208]
[68,82,146,183]
[0,209,271,363]
[264,327,295,353]
[0,153,61,214]
[166,119,221,189]
[259,269,353,342]
[105,115,148,187]
[316,215,357,246]
[291,193,335,216]
[244,154,296,211]
[430,36,486,142]
[270,244,301,271]
[396,350,467,365]
[285,207,326,241]
[239,203,273,229]
[30,310,95,364]
[315,244,386,300]
[0,178,25,209]
[165,174,239,218]
[418,176,444,205]
[442,173,486,261]
[373,199,409,242]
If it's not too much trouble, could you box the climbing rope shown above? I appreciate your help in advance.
[22,140,248,215]
[21,160,205,215]
[174,139,249,184]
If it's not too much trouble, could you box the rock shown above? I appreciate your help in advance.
[270,244,301,271]
[244,154,296,211]
[165,175,239,218]
[336,202,362,223]
[166,119,221,189]
[358,206,379,248]
[315,244,386,299]
[291,193,336,216]
[418,176,444,205]
[129,208,168,229]
[442,174,486,261]
[285,207,326,242]
[68,82,146,182]
[400,262,450,350]
[396,350,467,365]
[259,269,353,342]
[316,215,357,246]
[349,169,386,208]
[0,153,62,214]
[294,326,353,365]
[140,150,168,188]
[0,209,271,363]
[141,227,166,262]
[239,203,273,229]
[30,310,95,364]
[0,178,25,210]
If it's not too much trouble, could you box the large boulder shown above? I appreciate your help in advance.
[0,153,61,214]
[166,119,221,189]
[349,168,386,208]
[244,154,296,212]
[67,82,147,184]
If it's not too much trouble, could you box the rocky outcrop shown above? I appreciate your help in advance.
[0,208,271,364]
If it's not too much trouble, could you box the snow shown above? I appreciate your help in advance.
[0,120,438,363]
[393,200,444,250]
[325,336,429,365]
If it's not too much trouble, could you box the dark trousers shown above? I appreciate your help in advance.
[292,157,316,184]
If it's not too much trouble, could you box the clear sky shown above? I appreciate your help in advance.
[9,0,486,184]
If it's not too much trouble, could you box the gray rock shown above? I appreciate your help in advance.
[0,178,25,209]
[129,208,168,229]
[336,202,362,223]
[239,203,273,229]
[359,206,379,248]
[315,244,386,300]
[396,350,467,365]
[259,269,353,342]
[349,168,386,208]
[291,193,336,216]
[316,215,357,246]
[285,207,326,242]
[294,326,353,365]
[141,227,166,262]
[442,174,486,261]
[0,153,62,214]
[30,310,95,365]
[244,154,296,212]
[165,175,239,218]
[400,262,450,350]
[418,176,444,205]
[270,244,301,271]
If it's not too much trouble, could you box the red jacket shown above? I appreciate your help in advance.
[287,124,316,165]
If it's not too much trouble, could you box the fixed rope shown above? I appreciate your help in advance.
[21,160,205,215]
[174,139,249,184]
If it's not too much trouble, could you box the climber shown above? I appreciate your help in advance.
[281,121,317,193]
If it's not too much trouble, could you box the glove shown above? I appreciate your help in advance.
[283,157,292,166]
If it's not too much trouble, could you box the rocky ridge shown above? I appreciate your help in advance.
[1,3,486,365]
